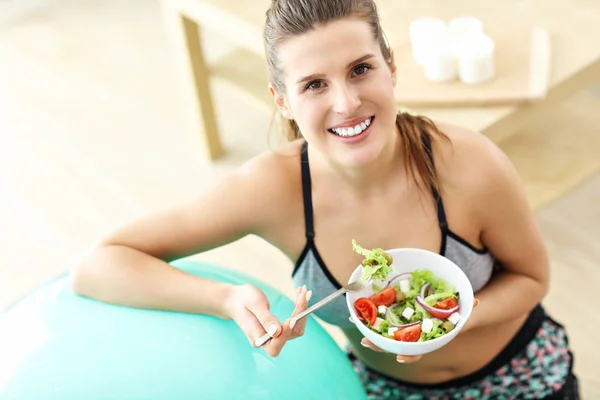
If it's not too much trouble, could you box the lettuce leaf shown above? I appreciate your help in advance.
[418,320,446,342]
[410,269,455,297]
[352,239,394,282]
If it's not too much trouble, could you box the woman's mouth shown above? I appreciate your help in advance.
[328,116,374,138]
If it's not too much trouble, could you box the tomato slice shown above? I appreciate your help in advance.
[354,298,377,326]
[369,286,396,307]
[434,298,457,310]
[428,309,452,319]
[393,324,422,342]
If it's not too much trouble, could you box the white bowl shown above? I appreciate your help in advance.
[346,248,474,356]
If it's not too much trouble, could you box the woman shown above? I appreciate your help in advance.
[71,0,578,398]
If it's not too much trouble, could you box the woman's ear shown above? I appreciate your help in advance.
[268,83,293,119]
[388,49,397,86]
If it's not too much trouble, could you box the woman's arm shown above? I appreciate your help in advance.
[462,136,550,332]
[70,151,297,318]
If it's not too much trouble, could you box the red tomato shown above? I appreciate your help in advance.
[393,324,422,342]
[354,298,377,326]
[435,298,457,310]
[428,309,452,319]
[369,286,396,307]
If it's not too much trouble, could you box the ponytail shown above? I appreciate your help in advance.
[268,110,302,143]
[395,111,449,196]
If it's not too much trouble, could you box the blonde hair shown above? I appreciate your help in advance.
[264,0,449,193]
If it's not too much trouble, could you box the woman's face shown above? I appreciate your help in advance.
[275,17,398,168]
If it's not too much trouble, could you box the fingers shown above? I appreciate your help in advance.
[246,298,282,340]
[235,307,274,348]
[253,286,311,357]
[396,354,422,364]
[360,338,385,352]
[267,286,310,357]
[289,285,311,337]
[242,291,284,357]
[360,338,422,363]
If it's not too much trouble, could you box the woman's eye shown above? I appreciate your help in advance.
[352,64,371,77]
[305,80,325,91]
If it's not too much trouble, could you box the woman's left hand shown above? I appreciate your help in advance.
[359,298,480,363]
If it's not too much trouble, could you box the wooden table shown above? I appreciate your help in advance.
[159,0,600,161]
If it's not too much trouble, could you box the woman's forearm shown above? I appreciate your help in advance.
[70,244,235,319]
[464,271,548,332]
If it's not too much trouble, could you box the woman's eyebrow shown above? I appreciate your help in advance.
[295,53,376,85]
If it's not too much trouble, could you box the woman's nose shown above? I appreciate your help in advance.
[332,85,361,115]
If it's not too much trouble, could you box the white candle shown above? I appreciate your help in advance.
[409,17,447,66]
[422,39,458,83]
[447,17,484,58]
[455,34,495,85]
[448,16,484,38]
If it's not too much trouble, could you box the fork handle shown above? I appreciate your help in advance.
[254,286,347,348]
[290,286,346,322]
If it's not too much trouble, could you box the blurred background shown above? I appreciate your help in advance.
[1,0,599,397]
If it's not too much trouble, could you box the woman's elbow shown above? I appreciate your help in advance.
[69,245,107,297]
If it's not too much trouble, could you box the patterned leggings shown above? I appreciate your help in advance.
[347,305,579,400]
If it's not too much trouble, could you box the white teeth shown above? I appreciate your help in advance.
[331,117,372,137]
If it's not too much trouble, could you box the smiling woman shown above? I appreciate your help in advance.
[70,1,579,399]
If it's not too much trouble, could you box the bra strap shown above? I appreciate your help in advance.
[300,142,315,239]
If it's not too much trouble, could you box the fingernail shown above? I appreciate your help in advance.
[302,285,306,292]
[267,324,278,336]
[360,339,368,347]
[289,319,296,329]
[397,357,405,363]
[296,286,301,295]
[305,290,312,302]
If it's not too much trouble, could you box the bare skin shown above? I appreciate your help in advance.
[70,18,549,383]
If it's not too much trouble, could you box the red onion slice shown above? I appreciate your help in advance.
[420,283,430,298]
[417,283,459,318]
[386,319,421,329]
[415,295,459,318]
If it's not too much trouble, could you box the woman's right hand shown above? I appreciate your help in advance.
[226,284,311,357]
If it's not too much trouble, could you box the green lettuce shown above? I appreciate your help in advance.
[418,320,446,342]
[410,269,455,296]
[352,239,394,282]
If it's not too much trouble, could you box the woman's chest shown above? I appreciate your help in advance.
[309,196,443,285]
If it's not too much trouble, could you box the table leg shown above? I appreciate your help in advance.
[160,2,224,161]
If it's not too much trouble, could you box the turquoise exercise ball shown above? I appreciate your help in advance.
[0,260,367,400]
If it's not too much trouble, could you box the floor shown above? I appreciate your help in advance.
[1,0,599,397]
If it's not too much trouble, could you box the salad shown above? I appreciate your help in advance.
[352,242,461,343]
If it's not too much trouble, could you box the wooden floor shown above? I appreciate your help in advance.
[1,0,599,397]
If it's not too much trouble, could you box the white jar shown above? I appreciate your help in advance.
[455,34,496,85]
[447,16,485,58]
[422,39,458,83]
[409,17,447,66]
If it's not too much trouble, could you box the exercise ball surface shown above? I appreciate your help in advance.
[0,260,367,400]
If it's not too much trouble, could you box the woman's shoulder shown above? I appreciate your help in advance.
[431,120,515,185]
[241,139,303,175]
[235,139,304,198]
[430,120,522,213]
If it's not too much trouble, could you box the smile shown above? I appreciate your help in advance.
[328,116,374,138]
